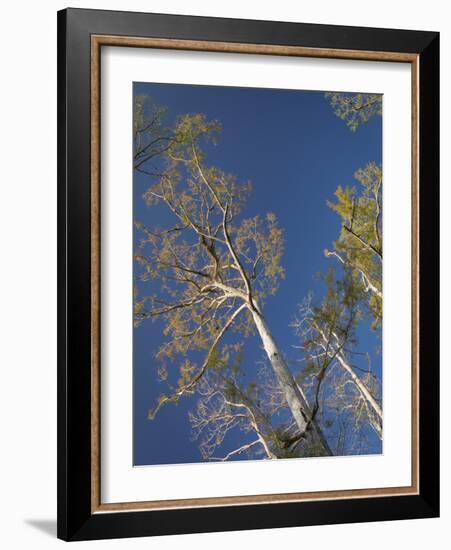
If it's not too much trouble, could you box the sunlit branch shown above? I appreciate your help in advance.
[148,303,247,419]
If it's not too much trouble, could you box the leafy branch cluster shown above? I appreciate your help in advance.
[325,92,382,132]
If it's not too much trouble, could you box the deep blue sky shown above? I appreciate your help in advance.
[133,82,382,466]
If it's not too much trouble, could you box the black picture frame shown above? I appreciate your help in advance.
[57,7,439,541]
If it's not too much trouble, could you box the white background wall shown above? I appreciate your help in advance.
[0,1,448,548]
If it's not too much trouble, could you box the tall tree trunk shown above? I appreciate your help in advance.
[335,352,383,439]
[316,325,383,439]
[250,308,333,456]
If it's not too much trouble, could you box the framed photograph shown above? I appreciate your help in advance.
[57,8,439,541]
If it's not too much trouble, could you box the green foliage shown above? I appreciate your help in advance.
[327,162,382,328]
[325,92,382,131]
[232,212,285,300]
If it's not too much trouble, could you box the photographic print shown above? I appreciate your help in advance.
[133,82,383,466]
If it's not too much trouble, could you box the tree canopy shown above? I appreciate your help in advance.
[325,92,382,131]
[133,90,383,463]
[325,162,382,328]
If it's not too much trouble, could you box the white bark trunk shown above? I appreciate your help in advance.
[335,352,383,438]
[325,250,381,299]
[316,326,383,439]
[359,271,382,299]
[250,308,332,456]
[255,430,277,459]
